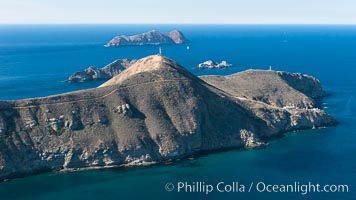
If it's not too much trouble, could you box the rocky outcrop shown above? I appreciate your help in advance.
[116,104,133,117]
[196,60,233,69]
[0,55,336,181]
[239,129,266,148]
[66,59,136,82]
[105,30,189,47]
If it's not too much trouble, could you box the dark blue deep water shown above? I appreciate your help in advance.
[0,25,355,200]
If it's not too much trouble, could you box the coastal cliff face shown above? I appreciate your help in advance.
[0,55,336,181]
[105,30,189,47]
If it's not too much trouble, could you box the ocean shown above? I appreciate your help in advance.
[0,25,355,200]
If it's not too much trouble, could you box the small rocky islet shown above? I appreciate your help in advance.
[196,60,233,69]
[0,55,336,181]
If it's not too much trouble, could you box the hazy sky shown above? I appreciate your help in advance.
[0,0,355,24]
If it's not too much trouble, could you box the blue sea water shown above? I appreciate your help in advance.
[0,25,355,200]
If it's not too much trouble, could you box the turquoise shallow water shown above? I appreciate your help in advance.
[0,25,355,199]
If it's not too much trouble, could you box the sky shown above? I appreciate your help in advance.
[0,0,355,24]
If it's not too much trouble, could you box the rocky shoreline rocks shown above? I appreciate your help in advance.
[0,55,336,181]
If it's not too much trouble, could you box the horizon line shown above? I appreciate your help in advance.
[0,23,356,26]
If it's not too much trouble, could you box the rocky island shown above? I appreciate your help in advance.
[196,60,233,69]
[105,30,189,47]
[0,55,336,181]
[66,59,136,82]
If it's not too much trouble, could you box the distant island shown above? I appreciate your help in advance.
[66,59,136,82]
[105,30,189,47]
[196,60,233,69]
[0,55,336,181]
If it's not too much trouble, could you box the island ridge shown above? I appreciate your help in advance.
[0,55,336,181]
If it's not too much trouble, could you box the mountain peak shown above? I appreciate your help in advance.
[99,55,193,87]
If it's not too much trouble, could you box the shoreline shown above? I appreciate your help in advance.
[0,125,336,183]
